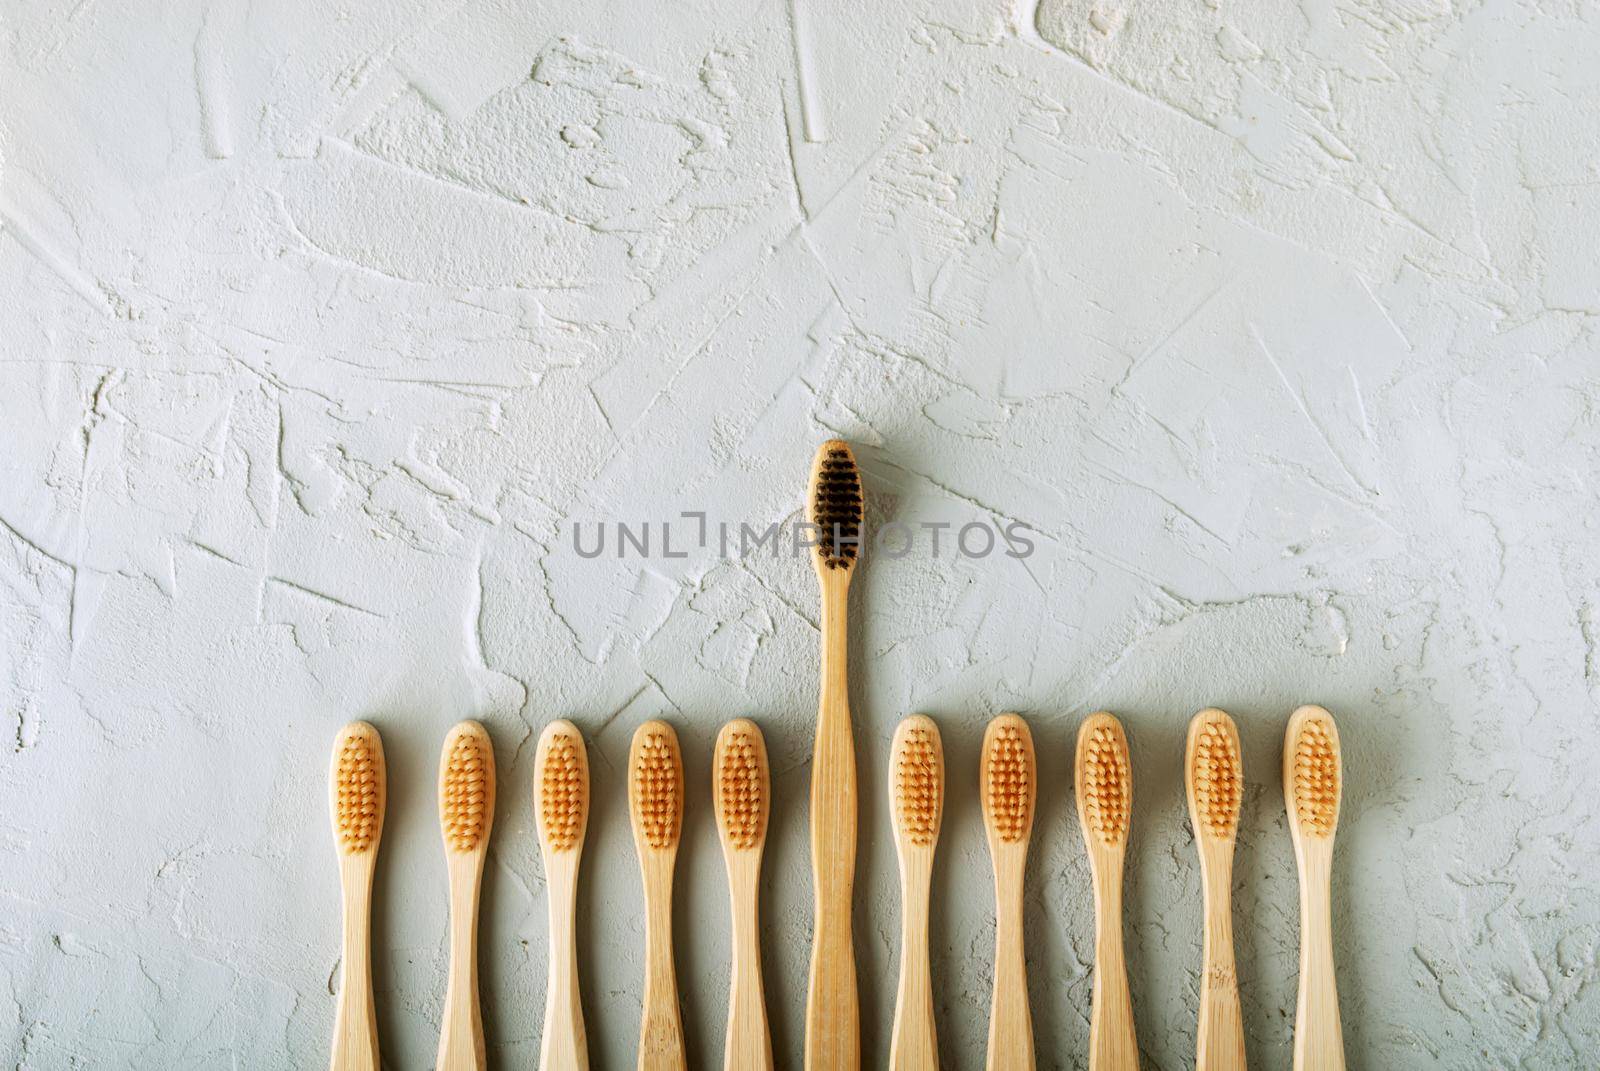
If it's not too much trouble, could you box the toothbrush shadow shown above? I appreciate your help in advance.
[1019,710,1083,1068]
[365,715,417,1068]
[1120,711,1183,1067]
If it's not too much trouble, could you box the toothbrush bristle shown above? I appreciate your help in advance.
[807,440,863,571]
[982,716,1034,844]
[1292,714,1340,837]
[1192,714,1242,840]
[334,724,383,854]
[892,718,943,847]
[538,724,588,853]
[715,721,768,851]
[441,725,492,853]
[630,722,683,851]
[1080,717,1131,847]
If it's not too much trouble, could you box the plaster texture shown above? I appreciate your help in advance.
[3,0,1599,1067]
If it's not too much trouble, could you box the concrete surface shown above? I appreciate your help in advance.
[3,0,1599,1067]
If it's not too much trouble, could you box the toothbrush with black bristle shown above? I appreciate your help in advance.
[803,439,864,1070]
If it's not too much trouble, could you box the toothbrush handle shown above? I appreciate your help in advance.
[986,859,1033,1070]
[1197,852,1245,1070]
[1294,847,1344,1071]
[639,858,686,1071]
[1090,864,1139,1071]
[806,576,859,1070]
[331,863,379,1071]
[725,862,774,1070]
[541,861,589,1071]
[890,857,937,1069]
[437,859,485,1070]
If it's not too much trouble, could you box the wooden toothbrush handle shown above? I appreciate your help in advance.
[986,866,1033,1070]
[639,865,686,1071]
[541,866,589,1071]
[805,707,859,1069]
[890,860,937,1070]
[330,866,378,1071]
[1294,849,1344,1071]
[1196,855,1245,1071]
[1090,867,1139,1071]
[806,579,859,1070]
[437,864,485,1071]
[725,868,774,1071]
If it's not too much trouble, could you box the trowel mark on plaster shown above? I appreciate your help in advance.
[789,0,827,143]
[467,548,529,723]
[193,2,234,159]
[1108,282,1229,399]
[280,0,519,156]
[0,198,113,315]
[392,54,468,121]
[261,576,382,619]
[1250,324,1381,501]
[290,67,408,158]
[1355,274,1415,354]
[1082,457,1231,547]
[1,515,74,751]
[781,95,811,221]
[1300,593,1351,658]
[1009,0,1046,43]
[1581,600,1600,701]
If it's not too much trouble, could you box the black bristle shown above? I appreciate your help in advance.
[810,444,864,569]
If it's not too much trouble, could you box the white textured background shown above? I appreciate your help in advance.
[3,0,1599,1066]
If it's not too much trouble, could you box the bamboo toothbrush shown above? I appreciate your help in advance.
[714,719,774,1071]
[981,713,1036,1070]
[1285,706,1344,1071]
[889,715,944,1070]
[436,721,496,1071]
[804,438,864,1070]
[329,721,386,1071]
[536,720,592,1071]
[1076,712,1138,1071]
[629,721,688,1070]
[1184,709,1246,1071]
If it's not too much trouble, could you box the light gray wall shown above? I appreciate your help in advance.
[3,0,1597,1067]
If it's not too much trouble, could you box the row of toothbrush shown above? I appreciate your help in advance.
[326,442,1347,1070]
[328,703,1343,1071]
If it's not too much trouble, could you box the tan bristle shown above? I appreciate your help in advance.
[538,723,588,853]
[715,720,769,851]
[982,716,1034,844]
[1191,714,1242,840]
[892,717,943,847]
[1292,715,1340,837]
[630,722,683,851]
[333,724,383,854]
[440,725,492,853]
[1080,717,1131,847]
[808,440,864,570]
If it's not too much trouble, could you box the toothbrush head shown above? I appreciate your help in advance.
[1287,706,1341,840]
[807,440,864,573]
[891,715,943,849]
[629,721,684,853]
[981,714,1035,847]
[331,721,385,856]
[714,719,769,853]
[440,721,495,855]
[1077,713,1132,849]
[536,720,589,855]
[1187,709,1242,843]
